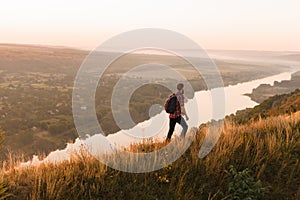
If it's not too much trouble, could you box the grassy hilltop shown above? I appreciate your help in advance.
[0,89,299,200]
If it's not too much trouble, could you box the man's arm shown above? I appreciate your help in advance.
[181,106,189,121]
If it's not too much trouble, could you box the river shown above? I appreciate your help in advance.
[20,70,296,166]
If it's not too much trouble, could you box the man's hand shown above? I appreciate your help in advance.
[186,115,189,121]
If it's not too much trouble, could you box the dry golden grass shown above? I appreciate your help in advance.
[0,111,299,199]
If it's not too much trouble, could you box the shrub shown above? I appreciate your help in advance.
[226,165,268,200]
[48,120,71,135]
[0,182,11,200]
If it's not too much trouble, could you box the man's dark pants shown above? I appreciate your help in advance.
[166,116,188,141]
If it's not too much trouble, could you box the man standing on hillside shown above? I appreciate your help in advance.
[166,83,189,142]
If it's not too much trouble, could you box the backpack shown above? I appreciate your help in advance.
[164,94,178,114]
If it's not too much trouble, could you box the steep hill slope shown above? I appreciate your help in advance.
[1,89,299,199]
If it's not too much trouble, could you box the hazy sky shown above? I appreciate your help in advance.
[1,0,300,51]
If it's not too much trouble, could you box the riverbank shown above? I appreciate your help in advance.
[18,70,295,167]
[247,70,300,103]
[2,90,300,199]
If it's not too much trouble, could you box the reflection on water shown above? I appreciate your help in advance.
[108,71,294,146]
[21,71,295,166]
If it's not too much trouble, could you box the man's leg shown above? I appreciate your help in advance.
[179,116,188,138]
[166,118,177,142]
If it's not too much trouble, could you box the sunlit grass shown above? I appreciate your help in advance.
[1,111,299,199]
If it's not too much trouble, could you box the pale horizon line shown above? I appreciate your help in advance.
[1,42,300,53]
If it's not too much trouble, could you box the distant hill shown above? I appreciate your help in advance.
[231,88,300,124]
[276,53,300,62]
[247,71,300,103]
